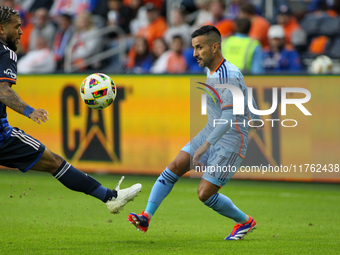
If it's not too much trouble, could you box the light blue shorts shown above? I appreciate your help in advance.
[181,133,244,187]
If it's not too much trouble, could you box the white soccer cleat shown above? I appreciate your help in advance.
[106,176,142,214]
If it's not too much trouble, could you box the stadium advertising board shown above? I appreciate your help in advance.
[8,75,339,182]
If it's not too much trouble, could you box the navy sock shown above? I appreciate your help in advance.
[53,161,117,202]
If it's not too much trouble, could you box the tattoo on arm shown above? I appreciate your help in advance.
[0,82,29,115]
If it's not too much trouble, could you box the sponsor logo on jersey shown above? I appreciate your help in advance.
[4,69,16,79]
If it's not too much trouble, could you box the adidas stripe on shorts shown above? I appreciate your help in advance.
[0,127,45,172]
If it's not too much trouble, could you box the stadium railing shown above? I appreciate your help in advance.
[64,25,127,73]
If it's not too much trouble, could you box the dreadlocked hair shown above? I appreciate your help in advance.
[0,6,19,25]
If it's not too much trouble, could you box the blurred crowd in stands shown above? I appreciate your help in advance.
[3,0,340,74]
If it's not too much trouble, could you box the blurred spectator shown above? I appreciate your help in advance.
[166,35,187,74]
[52,13,73,69]
[106,0,133,34]
[192,0,213,29]
[123,0,164,10]
[301,3,337,26]
[0,0,15,7]
[18,35,56,74]
[183,47,205,73]
[17,0,54,13]
[137,3,167,50]
[205,0,235,38]
[68,11,103,68]
[129,0,148,35]
[277,5,307,50]
[221,18,263,74]
[150,37,170,73]
[238,2,270,47]
[17,14,34,57]
[225,0,263,20]
[128,0,143,19]
[262,25,302,72]
[29,8,56,51]
[307,0,338,14]
[225,0,246,20]
[164,9,191,48]
[259,0,289,24]
[49,0,92,18]
[299,0,338,42]
[126,37,153,73]
[92,0,110,18]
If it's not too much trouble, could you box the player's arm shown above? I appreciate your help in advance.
[0,81,49,124]
[193,109,234,166]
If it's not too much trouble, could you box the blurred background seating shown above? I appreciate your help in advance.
[2,0,340,74]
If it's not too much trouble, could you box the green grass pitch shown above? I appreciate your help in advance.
[0,170,339,255]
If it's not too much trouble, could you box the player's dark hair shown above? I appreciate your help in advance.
[235,18,251,34]
[239,3,256,15]
[191,25,222,48]
[0,6,19,25]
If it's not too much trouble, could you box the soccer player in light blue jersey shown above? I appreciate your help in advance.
[129,25,261,240]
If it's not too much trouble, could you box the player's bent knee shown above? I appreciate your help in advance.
[168,160,188,177]
[167,151,190,176]
[35,148,65,174]
[197,187,211,202]
[51,152,64,166]
[167,160,178,172]
[197,179,220,202]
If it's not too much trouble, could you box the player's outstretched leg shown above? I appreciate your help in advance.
[198,179,256,240]
[32,148,141,214]
[128,151,190,233]
[106,176,142,214]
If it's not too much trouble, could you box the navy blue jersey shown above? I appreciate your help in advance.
[0,41,17,145]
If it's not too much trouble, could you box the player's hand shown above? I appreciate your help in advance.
[29,108,49,124]
[193,141,211,167]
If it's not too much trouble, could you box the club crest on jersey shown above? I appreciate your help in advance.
[4,69,16,79]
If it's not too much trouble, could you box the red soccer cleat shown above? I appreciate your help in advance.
[225,216,257,240]
[128,211,150,233]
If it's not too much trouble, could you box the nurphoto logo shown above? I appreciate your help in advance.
[198,82,311,128]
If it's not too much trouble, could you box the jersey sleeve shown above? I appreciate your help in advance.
[0,48,17,84]
[220,87,233,111]
[206,109,235,146]
[220,72,244,111]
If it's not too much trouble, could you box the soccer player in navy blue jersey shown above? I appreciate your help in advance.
[0,6,141,214]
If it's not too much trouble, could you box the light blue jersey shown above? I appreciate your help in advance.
[182,58,259,186]
[202,58,259,158]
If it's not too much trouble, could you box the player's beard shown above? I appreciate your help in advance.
[198,55,213,68]
[6,35,18,52]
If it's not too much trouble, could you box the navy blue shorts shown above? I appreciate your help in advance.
[0,127,45,172]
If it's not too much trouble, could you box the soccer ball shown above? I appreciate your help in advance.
[80,73,117,109]
[310,55,333,74]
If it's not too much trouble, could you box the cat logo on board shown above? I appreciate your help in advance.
[61,85,126,163]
